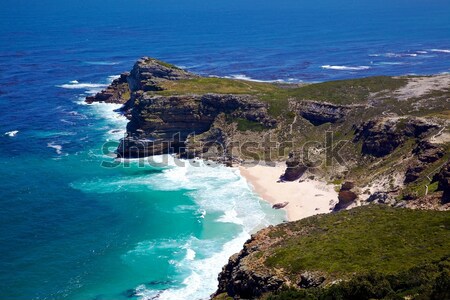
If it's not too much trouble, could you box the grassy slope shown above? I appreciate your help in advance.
[265,206,449,277]
[214,206,450,300]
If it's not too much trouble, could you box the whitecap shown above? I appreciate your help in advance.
[58,83,107,89]
[84,61,121,65]
[4,130,18,137]
[223,74,289,83]
[47,142,62,155]
[430,49,450,53]
[321,65,370,71]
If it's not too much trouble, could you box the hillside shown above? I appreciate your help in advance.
[212,205,450,300]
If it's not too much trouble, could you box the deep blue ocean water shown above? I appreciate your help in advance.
[1,0,450,299]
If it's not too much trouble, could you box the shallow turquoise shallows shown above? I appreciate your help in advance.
[1,0,450,299]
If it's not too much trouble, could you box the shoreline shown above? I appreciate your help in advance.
[239,163,338,221]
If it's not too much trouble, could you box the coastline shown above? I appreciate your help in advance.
[239,163,338,221]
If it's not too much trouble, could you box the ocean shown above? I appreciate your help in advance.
[0,0,449,299]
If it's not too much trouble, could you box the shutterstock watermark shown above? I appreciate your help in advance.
[100,131,348,169]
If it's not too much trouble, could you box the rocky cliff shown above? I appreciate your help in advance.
[86,57,449,205]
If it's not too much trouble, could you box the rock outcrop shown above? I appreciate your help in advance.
[214,227,288,299]
[126,57,197,92]
[85,73,130,104]
[281,152,307,181]
[434,160,450,203]
[334,181,357,210]
[297,101,352,126]
[404,141,444,184]
[354,117,439,157]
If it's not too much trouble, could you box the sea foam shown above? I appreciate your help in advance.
[321,65,370,71]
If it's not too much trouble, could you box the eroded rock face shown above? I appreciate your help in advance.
[118,91,275,158]
[88,57,277,159]
[434,160,450,203]
[334,181,357,210]
[404,141,445,184]
[281,152,307,181]
[214,227,288,299]
[85,73,130,104]
[127,57,197,92]
[297,101,352,126]
[354,118,438,157]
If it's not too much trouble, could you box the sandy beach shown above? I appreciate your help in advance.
[239,163,338,221]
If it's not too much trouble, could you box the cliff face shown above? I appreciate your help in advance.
[86,57,449,205]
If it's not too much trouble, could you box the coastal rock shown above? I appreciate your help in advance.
[272,202,289,209]
[367,191,395,205]
[118,92,275,158]
[85,72,130,104]
[354,117,438,157]
[281,152,307,181]
[214,228,287,299]
[298,271,325,288]
[126,57,197,92]
[334,181,357,210]
[298,101,352,126]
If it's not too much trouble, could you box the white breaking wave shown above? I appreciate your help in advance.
[219,74,301,83]
[84,61,121,65]
[58,82,107,89]
[4,130,18,137]
[321,65,370,71]
[73,157,285,300]
[47,142,62,155]
[430,49,450,53]
[224,74,285,83]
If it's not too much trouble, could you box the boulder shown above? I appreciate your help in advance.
[281,152,307,181]
[334,181,357,211]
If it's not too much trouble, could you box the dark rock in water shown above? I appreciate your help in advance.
[297,271,325,288]
[297,101,352,126]
[122,288,137,298]
[272,202,289,209]
[354,117,439,157]
[85,72,130,104]
[281,152,307,181]
[334,181,357,211]
[433,160,450,203]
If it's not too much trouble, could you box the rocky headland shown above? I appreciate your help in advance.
[87,57,450,299]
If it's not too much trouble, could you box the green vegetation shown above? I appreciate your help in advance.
[264,257,450,300]
[286,76,408,105]
[155,76,408,116]
[265,206,450,276]
[235,118,266,132]
[144,57,181,70]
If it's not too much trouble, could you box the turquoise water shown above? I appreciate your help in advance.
[1,0,450,299]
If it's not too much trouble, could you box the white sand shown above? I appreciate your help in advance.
[239,163,338,221]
